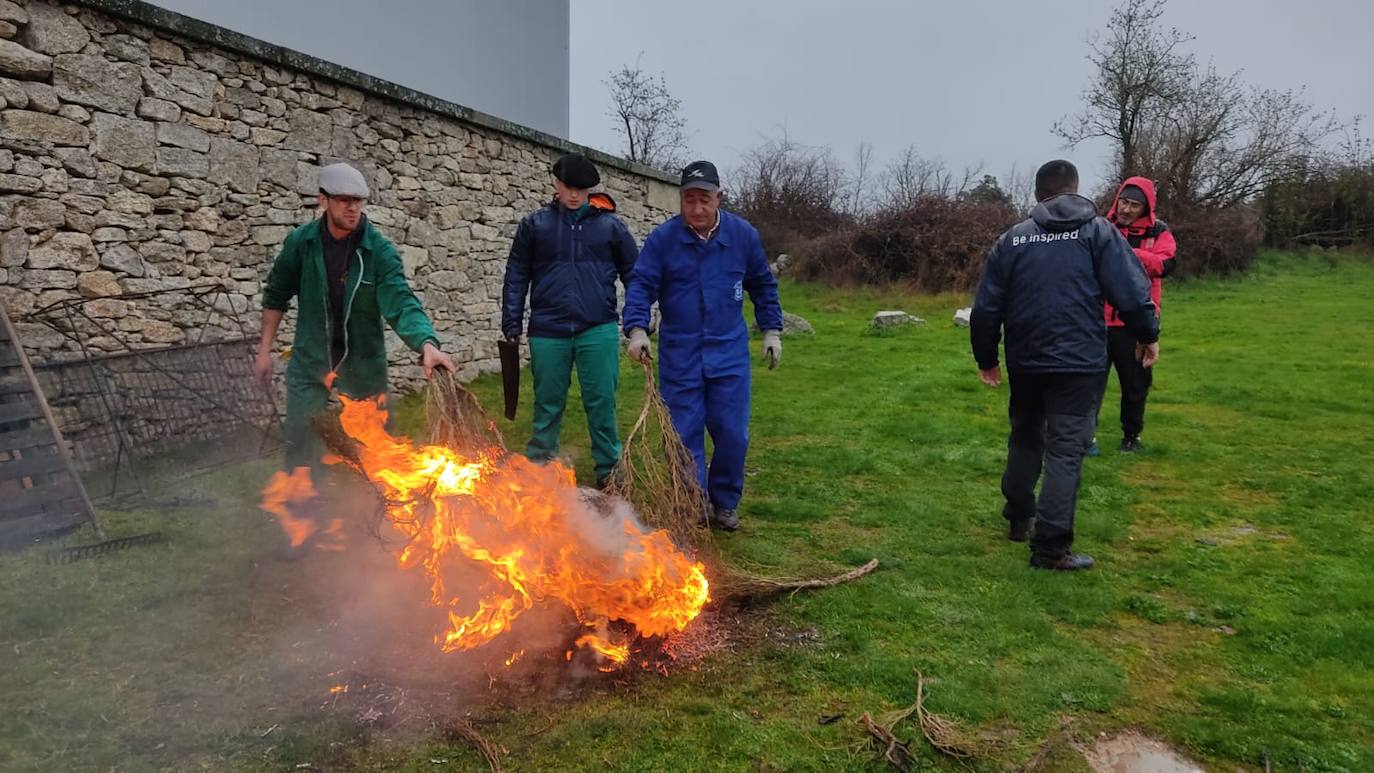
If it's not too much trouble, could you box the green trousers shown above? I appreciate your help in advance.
[282,369,385,475]
[526,322,622,480]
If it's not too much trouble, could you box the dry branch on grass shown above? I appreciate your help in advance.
[443,720,504,773]
[859,712,917,771]
[860,670,987,768]
[712,559,881,601]
[914,670,978,759]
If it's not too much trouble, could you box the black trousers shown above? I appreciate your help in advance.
[1099,326,1153,438]
[1001,371,1106,557]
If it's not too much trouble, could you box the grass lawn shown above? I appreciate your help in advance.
[2,251,1372,772]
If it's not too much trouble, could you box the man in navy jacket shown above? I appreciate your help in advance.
[502,153,639,488]
[622,161,783,531]
[971,160,1159,571]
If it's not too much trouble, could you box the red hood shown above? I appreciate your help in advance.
[1106,176,1158,230]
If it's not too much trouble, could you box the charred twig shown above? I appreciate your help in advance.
[314,416,367,477]
[860,712,916,772]
[444,720,504,773]
[517,714,559,740]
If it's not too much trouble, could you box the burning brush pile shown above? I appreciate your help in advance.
[261,369,876,680]
[262,394,711,671]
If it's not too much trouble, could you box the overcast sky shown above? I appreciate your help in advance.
[570,0,1374,193]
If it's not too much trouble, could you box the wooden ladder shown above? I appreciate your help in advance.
[0,302,101,549]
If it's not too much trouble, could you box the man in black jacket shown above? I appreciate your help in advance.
[502,153,639,488]
[970,160,1160,571]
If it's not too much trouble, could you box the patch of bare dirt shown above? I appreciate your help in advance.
[1083,731,1205,773]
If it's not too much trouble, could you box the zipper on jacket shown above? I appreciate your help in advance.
[325,247,365,386]
[335,248,365,376]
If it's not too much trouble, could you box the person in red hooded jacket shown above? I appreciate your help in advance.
[1092,176,1177,453]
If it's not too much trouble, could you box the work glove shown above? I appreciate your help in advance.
[626,328,652,363]
[762,330,782,370]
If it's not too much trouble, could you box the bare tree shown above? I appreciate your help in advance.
[728,131,851,252]
[877,146,979,207]
[1002,163,1037,215]
[1054,0,1195,178]
[1061,0,1339,208]
[846,141,876,216]
[1188,85,1336,207]
[605,55,690,172]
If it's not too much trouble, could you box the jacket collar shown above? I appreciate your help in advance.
[678,211,730,246]
[301,214,384,253]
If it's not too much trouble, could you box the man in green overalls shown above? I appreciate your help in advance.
[254,162,454,514]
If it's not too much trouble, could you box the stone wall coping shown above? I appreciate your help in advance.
[73,0,681,186]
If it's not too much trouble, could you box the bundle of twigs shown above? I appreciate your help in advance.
[443,720,504,773]
[605,359,710,552]
[425,370,507,450]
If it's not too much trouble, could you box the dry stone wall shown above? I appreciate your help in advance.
[0,0,678,388]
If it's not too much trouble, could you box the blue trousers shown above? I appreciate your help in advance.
[661,368,751,510]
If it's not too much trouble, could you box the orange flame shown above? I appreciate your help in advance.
[260,466,319,547]
[574,634,629,665]
[317,396,709,666]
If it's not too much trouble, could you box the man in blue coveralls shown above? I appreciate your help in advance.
[622,160,784,532]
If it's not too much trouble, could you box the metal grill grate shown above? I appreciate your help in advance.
[26,285,281,499]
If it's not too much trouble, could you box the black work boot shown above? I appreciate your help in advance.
[712,506,740,532]
[1029,552,1095,571]
[1119,436,1144,453]
[1008,519,1031,542]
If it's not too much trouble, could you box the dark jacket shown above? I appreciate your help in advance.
[1104,176,1178,327]
[262,218,439,397]
[970,194,1159,374]
[501,192,639,339]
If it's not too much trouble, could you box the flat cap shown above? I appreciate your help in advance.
[319,162,370,198]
